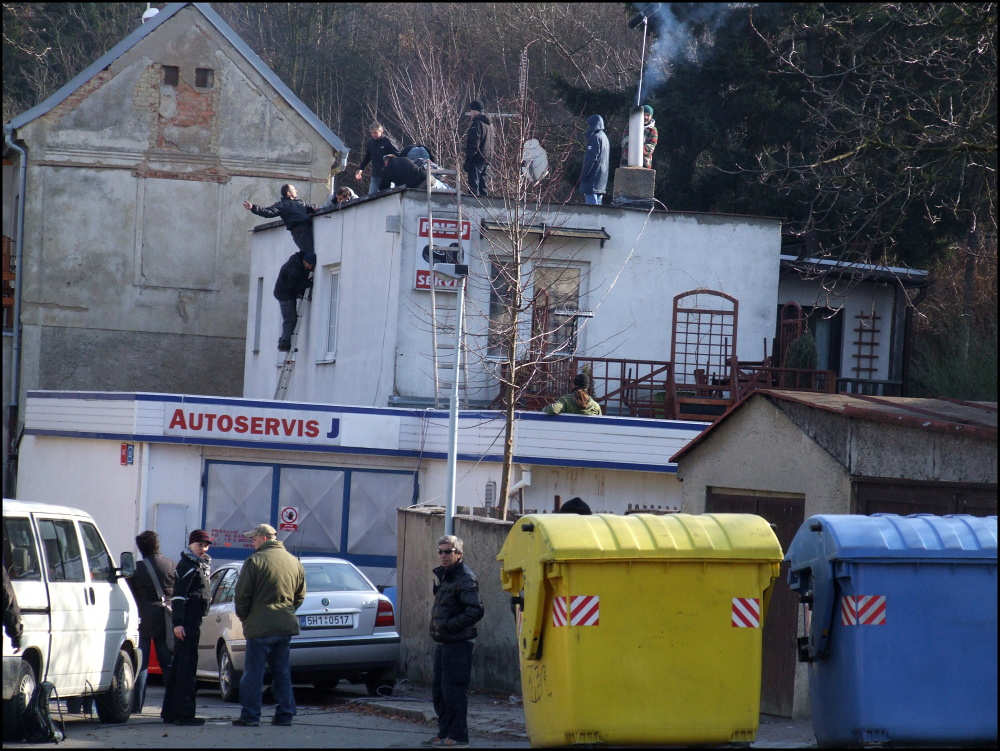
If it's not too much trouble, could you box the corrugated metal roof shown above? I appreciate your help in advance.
[671,390,997,462]
[780,254,928,285]
[4,3,349,161]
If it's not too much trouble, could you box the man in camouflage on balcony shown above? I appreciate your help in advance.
[542,373,603,416]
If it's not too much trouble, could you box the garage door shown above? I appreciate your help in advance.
[854,479,997,516]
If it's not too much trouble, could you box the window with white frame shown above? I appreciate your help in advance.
[322,265,340,360]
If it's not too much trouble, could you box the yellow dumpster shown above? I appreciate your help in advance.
[497,513,782,747]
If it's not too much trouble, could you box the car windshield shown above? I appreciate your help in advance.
[303,562,372,592]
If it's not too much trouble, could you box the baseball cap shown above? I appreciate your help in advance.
[243,523,277,538]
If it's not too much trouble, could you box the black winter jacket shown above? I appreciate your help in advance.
[464,114,494,165]
[250,197,316,231]
[380,156,426,190]
[273,252,312,301]
[127,553,176,639]
[359,136,399,177]
[430,560,484,643]
[170,549,211,628]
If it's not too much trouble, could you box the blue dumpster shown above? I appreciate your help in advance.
[786,514,997,747]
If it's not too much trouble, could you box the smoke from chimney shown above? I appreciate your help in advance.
[634,2,735,100]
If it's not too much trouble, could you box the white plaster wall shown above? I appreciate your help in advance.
[243,195,403,404]
[778,275,897,381]
[143,443,207,555]
[15,434,142,560]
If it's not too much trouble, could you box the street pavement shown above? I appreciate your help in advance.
[5,677,816,748]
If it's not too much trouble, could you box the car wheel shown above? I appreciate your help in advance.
[218,646,241,703]
[95,649,134,724]
[2,659,37,740]
[365,669,395,697]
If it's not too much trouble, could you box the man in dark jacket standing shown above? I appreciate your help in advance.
[579,114,610,205]
[354,122,399,195]
[463,101,493,197]
[243,184,317,351]
[427,535,484,747]
[161,529,213,726]
[232,524,305,728]
[128,530,176,713]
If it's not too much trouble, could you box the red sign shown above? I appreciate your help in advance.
[418,217,471,240]
[279,505,299,531]
[552,595,600,627]
[731,597,761,628]
[415,269,461,290]
[841,595,886,626]
[120,443,134,465]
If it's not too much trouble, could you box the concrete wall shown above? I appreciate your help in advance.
[4,5,338,431]
[397,507,521,694]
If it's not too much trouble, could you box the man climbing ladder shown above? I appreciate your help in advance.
[243,184,317,351]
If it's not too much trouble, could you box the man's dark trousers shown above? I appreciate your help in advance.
[465,160,488,197]
[161,617,200,722]
[135,631,172,712]
[278,298,298,346]
[290,225,314,258]
[432,641,473,743]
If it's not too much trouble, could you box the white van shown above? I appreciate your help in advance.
[3,499,141,736]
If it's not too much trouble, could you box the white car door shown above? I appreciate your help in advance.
[78,520,126,690]
[198,568,229,675]
[35,517,89,693]
[3,515,47,669]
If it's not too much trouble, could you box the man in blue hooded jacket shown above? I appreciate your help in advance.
[579,114,610,205]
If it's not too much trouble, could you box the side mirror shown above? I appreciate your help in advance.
[376,584,386,593]
[117,551,136,580]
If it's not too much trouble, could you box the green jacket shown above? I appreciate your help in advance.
[543,392,603,416]
[234,540,306,639]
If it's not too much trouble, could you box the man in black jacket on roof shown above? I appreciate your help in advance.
[463,100,494,197]
[427,534,484,747]
[243,184,317,351]
[380,154,427,190]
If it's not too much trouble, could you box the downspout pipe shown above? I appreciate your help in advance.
[3,125,26,497]
[506,465,532,498]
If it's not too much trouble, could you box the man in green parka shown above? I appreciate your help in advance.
[233,523,306,728]
[543,373,603,416]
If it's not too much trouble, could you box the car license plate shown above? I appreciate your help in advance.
[301,613,354,628]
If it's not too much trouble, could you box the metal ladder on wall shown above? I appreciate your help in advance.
[426,161,471,409]
[274,288,311,400]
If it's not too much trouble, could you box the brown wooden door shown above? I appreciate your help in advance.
[705,490,804,718]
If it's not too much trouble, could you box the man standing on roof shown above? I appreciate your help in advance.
[620,104,658,169]
[354,121,399,195]
[579,114,610,205]
[242,184,317,352]
[463,100,494,197]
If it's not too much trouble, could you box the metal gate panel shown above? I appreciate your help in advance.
[204,462,273,550]
[278,467,346,553]
[346,472,415,557]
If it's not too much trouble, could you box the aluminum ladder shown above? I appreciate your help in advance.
[426,162,470,408]
[273,289,311,400]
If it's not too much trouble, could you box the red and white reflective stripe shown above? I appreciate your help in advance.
[552,595,600,626]
[552,596,568,627]
[731,597,761,628]
[841,595,887,626]
[569,595,600,626]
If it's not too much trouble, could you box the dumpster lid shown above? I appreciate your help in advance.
[786,514,998,565]
[497,513,783,565]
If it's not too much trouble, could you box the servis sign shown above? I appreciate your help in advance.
[164,404,341,446]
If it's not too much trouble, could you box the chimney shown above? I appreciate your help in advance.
[612,105,655,208]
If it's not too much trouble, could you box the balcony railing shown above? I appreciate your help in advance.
[494,355,844,420]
